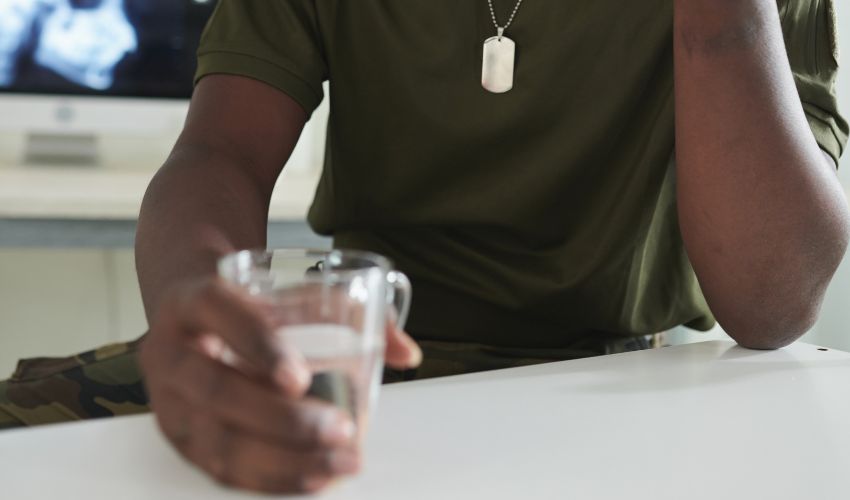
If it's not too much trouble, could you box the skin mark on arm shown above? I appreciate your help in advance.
[679,18,766,58]
[677,0,777,60]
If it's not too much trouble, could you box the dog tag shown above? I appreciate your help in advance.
[481,29,515,93]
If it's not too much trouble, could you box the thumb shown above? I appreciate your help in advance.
[384,319,422,370]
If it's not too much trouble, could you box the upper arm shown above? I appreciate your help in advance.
[175,0,328,191]
[177,74,308,192]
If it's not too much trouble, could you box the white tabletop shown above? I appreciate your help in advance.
[2,340,849,499]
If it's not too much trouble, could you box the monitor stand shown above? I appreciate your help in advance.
[23,132,99,166]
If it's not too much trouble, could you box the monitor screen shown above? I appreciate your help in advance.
[0,0,216,99]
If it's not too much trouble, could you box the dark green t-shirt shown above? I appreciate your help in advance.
[195,0,847,346]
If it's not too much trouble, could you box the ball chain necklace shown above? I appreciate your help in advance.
[481,0,525,93]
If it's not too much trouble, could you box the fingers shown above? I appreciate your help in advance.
[384,320,423,370]
[151,278,311,394]
[140,276,367,496]
[209,427,360,494]
[153,346,356,447]
[178,279,278,368]
[151,390,360,495]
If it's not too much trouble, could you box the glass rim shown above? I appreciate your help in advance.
[217,247,396,275]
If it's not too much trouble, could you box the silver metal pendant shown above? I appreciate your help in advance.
[481,31,515,94]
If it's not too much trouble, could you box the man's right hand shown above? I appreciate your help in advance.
[135,75,422,494]
[139,277,361,495]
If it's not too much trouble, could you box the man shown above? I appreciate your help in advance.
[2,0,848,494]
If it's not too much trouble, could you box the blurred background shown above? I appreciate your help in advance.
[0,1,848,376]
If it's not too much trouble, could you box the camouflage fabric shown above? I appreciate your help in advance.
[0,339,148,430]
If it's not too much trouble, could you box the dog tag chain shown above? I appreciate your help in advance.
[482,0,525,93]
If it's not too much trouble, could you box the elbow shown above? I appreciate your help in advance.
[711,205,848,351]
[717,298,821,351]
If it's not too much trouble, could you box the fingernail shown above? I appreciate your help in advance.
[329,450,361,474]
[321,412,356,444]
[406,338,423,368]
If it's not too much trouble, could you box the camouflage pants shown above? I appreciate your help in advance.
[0,339,148,430]
[0,334,661,430]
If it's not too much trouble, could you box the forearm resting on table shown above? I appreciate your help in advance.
[674,0,850,348]
[135,142,272,321]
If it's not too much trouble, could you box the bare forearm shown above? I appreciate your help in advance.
[674,0,850,347]
[135,75,307,321]
[136,143,272,320]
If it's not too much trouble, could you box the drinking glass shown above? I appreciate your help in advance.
[218,248,411,440]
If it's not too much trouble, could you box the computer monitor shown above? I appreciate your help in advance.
[0,0,217,166]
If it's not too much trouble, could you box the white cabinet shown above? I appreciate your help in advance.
[0,249,143,377]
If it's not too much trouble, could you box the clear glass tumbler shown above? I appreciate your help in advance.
[218,248,411,440]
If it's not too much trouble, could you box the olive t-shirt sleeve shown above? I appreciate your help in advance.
[194,0,327,116]
[779,0,848,166]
